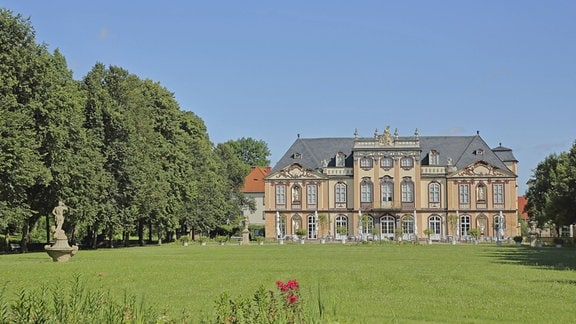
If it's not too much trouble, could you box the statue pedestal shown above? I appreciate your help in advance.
[45,230,78,262]
[242,229,250,245]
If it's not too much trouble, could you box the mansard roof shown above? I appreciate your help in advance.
[419,135,510,170]
[270,137,355,173]
[270,134,515,175]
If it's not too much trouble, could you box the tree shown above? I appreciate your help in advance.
[223,137,271,167]
[525,141,576,234]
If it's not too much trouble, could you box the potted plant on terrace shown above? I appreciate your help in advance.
[336,226,347,243]
[179,235,190,246]
[198,236,209,246]
[513,235,523,246]
[423,228,433,244]
[317,214,328,243]
[395,227,403,243]
[467,228,479,245]
[256,236,265,245]
[295,228,307,243]
[215,235,228,246]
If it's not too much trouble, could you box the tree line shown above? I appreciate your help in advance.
[0,9,270,250]
[525,141,576,234]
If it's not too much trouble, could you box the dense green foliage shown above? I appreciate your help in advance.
[2,243,576,322]
[0,9,270,249]
[223,137,271,167]
[524,141,576,233]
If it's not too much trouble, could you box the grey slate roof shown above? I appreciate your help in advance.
[271,135,515,174]
[270,137,355,173]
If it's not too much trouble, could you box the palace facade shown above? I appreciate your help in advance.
[263,128,519,242]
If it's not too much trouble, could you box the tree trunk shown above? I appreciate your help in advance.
[138,218,145,246]
[108,225,114,248]
[20,221,30,253]
[123,230,129,247]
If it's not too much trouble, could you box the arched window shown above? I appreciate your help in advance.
[360,179,373,203]
[361,215,374,235]
[460,215,471,238]
[381,177,394,202]
[401,178,414,203]
[380,215,396,239]
[335,215,348,240]
[335,182,347,204]
[428,215,442,240]
[307,214,317,239]
[402,215,415,240]
[428,182,440,204]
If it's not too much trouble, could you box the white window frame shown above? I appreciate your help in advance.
[275,185,286,205]
[335,183,347,204]
[459,184,470,204]
[306,184,317,205]
[428,182,440,203]
[493,184,504,204]
[360,181,373,203]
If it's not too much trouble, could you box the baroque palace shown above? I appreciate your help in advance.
[263,127,519,242]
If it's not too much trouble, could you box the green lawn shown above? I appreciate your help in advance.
[2,242,576,323]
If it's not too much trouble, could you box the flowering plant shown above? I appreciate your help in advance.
[276,279,300,306]
[212,279,303,323]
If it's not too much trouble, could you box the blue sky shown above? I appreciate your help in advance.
[3,1,575,194]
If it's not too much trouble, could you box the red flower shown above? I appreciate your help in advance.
[286,279,299,290]
[287,294,298,304]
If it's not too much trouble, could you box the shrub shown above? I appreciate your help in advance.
[513,236,523,243]
[295,228,307,238]
[209,280,304,323]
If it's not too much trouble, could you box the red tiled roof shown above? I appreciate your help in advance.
[518,196,529,220]
[242,167,271,193]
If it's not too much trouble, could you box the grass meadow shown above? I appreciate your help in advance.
[2,241,576,323]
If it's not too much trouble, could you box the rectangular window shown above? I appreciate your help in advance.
[307,185,317,205]
[360,157,373,168]
[459,184,470,204]
[275,185,286,205]
[401,182,414,202]
[382,182,393,201]
[361,183,372,203]
[493,184,504,204]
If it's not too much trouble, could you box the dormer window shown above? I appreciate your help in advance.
[335,152,345,167]
[429,150,439,165]
[293,152,302,159]
[475,149,484,156]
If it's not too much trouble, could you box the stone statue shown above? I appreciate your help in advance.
[52,201,68,232]
[45,201,78,262]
